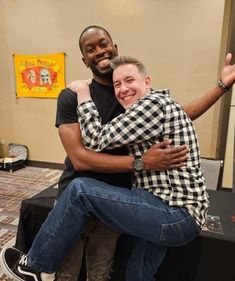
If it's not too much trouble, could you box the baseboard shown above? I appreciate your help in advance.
[218,186,232,192]
[26,160,64,170]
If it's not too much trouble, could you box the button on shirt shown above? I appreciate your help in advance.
[77,89,209,228]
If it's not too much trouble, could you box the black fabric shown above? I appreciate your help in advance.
[15,186,57,253]
[55,80,132,197]
[15,188,235,281]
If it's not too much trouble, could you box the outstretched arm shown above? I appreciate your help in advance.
[183,53,235,120]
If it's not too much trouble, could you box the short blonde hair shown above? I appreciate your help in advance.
[110,56,148,76]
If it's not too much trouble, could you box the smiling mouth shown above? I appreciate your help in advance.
[97,58,110,68]
[123,95,134,102]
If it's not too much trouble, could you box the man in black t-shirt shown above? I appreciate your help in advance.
[56,82,133,281]
[55,25,191,281]
[56,80,131,197]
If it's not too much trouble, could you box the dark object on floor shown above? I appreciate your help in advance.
[2,143,28,172]
[2,159,26,172]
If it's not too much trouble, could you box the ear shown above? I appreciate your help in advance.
[82,57,89,68]
[145,76,151,91]
[114,44,118,56]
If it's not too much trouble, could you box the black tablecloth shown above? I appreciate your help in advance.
[157,190,235,281]
[15,186,56,252]
[15,188,235,281]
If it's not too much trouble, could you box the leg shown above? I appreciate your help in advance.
[56,237,84,281]
[26,177,200,275]
[56,216,113,281]
[110,234,134,281]
[126,238,167,281]
[85,219,120,281]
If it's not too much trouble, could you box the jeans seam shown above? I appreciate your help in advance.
[77,190,168,212]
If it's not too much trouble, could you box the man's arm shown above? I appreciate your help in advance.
[183,53,235,120]
[77,94,169,151]
[59,122,189,172]
[59,122,131,172]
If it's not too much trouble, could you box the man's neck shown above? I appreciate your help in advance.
[93,75,113,87]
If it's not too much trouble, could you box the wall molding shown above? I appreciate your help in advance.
[27,160,64,170]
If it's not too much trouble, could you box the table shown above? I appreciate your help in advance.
[157,190,235,281]
[15,188,235,281]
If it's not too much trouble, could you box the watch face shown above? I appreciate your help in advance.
[134,158,144,171]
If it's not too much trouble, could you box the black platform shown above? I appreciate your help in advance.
[15,187,235,281]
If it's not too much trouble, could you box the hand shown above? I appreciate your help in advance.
[220,53,235,88]
[142,139,189,171]
[67,79,92,92]
[67,79,91,105]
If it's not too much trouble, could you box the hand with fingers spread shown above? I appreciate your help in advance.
[182,53,235,121]
[219,53,235,90]
[142,139,189,171]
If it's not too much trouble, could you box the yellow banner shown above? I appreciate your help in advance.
[13,53,65,98]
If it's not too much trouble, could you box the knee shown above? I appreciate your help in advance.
[68,177,91,196]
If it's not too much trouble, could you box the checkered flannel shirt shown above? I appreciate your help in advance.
[77,90,209,227]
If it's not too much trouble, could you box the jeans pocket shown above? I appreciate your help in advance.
[159,215,200,247]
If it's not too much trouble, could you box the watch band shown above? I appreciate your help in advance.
[217,80,231,92]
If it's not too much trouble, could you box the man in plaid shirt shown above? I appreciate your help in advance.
[77,55,209,229]
[2,54,235,281]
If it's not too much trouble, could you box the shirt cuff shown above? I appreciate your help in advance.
[77,100,99,123]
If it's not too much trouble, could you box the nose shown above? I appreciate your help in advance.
[95,46,105,57]
[119,83,129,94]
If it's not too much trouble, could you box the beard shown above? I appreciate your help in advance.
[89,52,117,79]
[89,63,113,80]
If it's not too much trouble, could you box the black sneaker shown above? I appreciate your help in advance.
[0,247,42,281]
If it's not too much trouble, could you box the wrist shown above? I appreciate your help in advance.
[217,79,231,93]
[132,155,145,171]
[78,97,92,106]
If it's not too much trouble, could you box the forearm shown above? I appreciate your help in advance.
[182,85,224,120]
[78,98,163,151]
[77,148,133,173]
[59,123,133,173]
[59,123,190,173]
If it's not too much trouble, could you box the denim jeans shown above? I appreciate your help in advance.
[27,177,200,281]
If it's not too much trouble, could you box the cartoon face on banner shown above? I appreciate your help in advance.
[13,53,65,98]
[21,66,57,90]
[40,68,52,85]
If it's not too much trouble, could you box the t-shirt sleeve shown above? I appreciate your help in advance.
[55,88,78,127]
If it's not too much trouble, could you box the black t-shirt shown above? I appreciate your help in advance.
[55,79,132,197]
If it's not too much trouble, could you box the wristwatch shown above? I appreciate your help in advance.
[217,79,231,92]
[133,156,144,171]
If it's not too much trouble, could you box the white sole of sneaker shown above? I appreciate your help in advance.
[0,247,24,281]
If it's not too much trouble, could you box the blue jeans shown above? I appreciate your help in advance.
[27,177,200,281]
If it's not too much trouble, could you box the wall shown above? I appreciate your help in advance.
[223,89,234,188]
[0,0,226,163]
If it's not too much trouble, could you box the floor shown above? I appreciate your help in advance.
[0,166,62,280]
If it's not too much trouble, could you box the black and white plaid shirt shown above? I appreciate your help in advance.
[77,90,209,227]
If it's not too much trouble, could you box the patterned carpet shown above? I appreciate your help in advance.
[0,166,62,280]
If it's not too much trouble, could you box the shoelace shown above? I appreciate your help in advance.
[19,254,28,266]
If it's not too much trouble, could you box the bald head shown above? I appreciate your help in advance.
[79,25,113,54]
